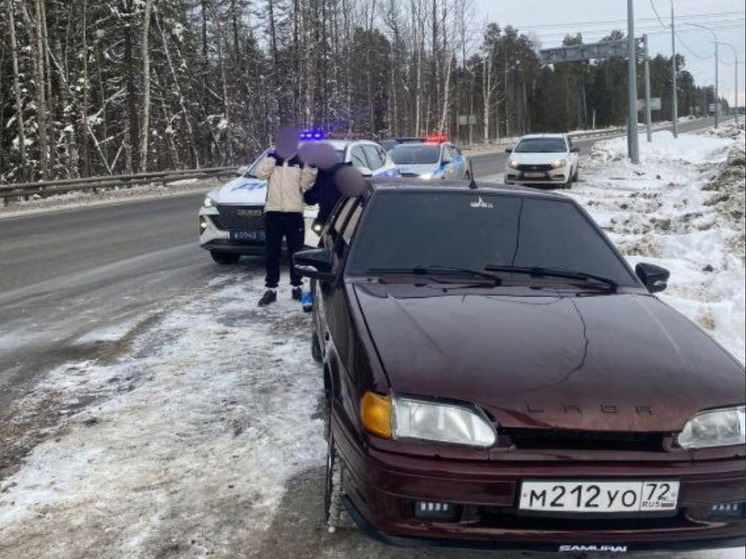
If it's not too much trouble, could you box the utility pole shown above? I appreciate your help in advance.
[627,0,640,163]
[670,0,678,137]
[687,23,720,128]
[718,42,739,126]
[644,34,652,142]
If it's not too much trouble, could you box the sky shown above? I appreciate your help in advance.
[475,0,745,107]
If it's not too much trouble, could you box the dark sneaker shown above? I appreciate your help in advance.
[291,287,303,301]
[258,290,277,307]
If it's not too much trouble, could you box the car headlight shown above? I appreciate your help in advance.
[361,392,496,447]
[508,159,521,169]
[678,406,745,449]
[420,172,434,180]
[550,158,568,169]
[203,196,217,208]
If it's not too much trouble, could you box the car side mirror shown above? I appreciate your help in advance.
[505,147,513,154]
[236,165,249,177]
[293,248,336,282]
[358,166,374,177]
[635,263,670,293]
[571,147,580,154]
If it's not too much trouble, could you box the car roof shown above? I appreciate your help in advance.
[364,178,569,201]
[315,139,381,150]
[518,133,568,140]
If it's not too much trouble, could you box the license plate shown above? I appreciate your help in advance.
[524,172,545,178]
[519,480,679,513]
[229,230,265,242]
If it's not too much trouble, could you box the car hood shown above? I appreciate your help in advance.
[395,163,440,176]
[508,152,568,165]
[353,284,745,432]
[209,175,267,205]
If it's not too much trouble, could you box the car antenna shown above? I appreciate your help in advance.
[468,158,478,189]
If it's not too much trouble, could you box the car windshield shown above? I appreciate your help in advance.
[348,192,638,287]
[391,145,440,165]
[514,138,567,153]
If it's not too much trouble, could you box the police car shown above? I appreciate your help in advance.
[389,135,470,181]
[199,136,398,264]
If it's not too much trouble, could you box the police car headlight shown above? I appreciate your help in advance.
[508,159,521,169]
[420,173,434,180]
[311,221,323,234]
[550,159,568,169]
[203,196,217,208]
[678,406,746,449]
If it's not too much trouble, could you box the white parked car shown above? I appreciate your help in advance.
[504,134,580,189]
[198,139,398,264]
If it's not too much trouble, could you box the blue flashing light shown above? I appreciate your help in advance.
[300,129,325,141]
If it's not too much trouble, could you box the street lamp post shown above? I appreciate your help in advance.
[718,42,739,126]
[670,1,678,138]
[687,22,720,128]
[627,0,640,163]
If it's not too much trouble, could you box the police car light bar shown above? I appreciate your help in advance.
[425,133,447,143]
[300,129,325,141]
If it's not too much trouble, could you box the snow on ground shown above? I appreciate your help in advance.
[569,125,746,364]
[0,124,744,558]
[0,278,326,558]
[0,178,220,220]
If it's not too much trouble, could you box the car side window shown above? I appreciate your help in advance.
[362,145,384,170]
[448,146,459,159]
[351,146,368,169]
[567,137,573,151]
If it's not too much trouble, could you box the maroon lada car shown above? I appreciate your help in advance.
[293,179,745,553]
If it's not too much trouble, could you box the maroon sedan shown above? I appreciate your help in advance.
[293,179,745,553]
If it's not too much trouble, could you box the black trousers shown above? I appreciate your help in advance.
[264,211,305,288]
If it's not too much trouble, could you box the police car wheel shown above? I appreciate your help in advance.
[210,251,241,265]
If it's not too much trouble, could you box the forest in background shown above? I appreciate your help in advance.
[0,0,725,182]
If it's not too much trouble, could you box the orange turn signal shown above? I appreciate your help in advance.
[361,392,392,439]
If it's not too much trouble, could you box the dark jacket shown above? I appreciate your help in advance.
[303,162,350,224]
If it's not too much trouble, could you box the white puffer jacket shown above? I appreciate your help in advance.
[257,155,318,213]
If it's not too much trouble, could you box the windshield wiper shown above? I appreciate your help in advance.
[484,265,618,292]
[366,265,501,285]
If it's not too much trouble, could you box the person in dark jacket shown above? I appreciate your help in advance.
[303,161,351,230]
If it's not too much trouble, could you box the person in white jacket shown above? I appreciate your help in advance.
[255,132,318,307]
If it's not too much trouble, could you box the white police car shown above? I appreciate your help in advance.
[199,137,398,264]
[389,136,471,181]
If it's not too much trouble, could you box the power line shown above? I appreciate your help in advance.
[649,0,669,29]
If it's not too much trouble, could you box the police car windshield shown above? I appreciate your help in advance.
[391,145,440,165]
[514,138,567,153]
[348,192,638,287]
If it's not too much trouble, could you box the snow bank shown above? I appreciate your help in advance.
[591,130,733,165]
[0,278,325,558]
[573,123,745,363]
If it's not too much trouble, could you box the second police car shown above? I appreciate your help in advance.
[198,134,399,264]
[389,135,471,181]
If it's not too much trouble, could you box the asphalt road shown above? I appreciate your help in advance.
[0,116,726,411]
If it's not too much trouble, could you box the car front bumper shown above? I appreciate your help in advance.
[198,207,320,252]
[336,424,746,552]
[505,166,570,185]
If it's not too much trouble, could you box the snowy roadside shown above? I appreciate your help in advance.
[0,277,327,558]
[568,123,745,364]
[0,125,744,559]
[0,177,219,220]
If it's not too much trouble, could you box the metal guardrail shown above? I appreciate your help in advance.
[0,166,237,205]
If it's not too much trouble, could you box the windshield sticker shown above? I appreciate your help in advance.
[470,197,493,209]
